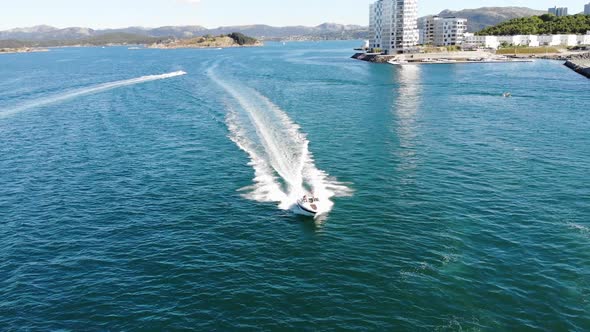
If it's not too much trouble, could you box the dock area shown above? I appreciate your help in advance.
[352,50,535,65]
[387,58,534,66]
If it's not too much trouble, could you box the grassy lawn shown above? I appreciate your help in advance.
[496,47,560,54]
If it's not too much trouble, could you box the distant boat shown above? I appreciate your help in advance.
[387,59,409,66]
[503,92,512,98]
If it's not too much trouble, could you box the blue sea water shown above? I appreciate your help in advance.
[1,41,589,331]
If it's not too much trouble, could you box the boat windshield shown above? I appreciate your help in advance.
[302,196,320,203]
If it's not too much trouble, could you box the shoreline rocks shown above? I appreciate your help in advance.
[564,53,590,79]
[148,36,262,50]
[0,47,49,55]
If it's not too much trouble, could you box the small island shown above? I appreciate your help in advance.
[0,47,49,55]
[149,32,262,49]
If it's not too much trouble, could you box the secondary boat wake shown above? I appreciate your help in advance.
[207,65,351,217]
[0,71,187,118]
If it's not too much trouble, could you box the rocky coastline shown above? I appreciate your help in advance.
[0,47,49,55]
[564,53,590,79]
[149,35,262,50]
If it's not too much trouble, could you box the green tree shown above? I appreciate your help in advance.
[227,32,258,46]
[477,14,590,35]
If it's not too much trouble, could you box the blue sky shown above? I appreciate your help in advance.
[2,0,588,30]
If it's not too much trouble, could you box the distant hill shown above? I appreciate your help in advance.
[0,33,162,48]
[0,23,367,43]
[422,7,546,32]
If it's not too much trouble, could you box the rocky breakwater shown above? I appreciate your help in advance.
[351,53,395,63]
[565,53,590,79]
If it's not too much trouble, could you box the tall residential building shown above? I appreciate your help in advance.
[421,16,468,46]
[369,0,419,54]
[548,6,568,16]
[585,3,590,15]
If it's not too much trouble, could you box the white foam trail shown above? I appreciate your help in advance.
[0,71,187,118]
[208,65,351,217]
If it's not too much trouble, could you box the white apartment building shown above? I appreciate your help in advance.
[548,6,568,16]
[585,3,590,15]
[421,16,468,46]
[369,0,419,54]
[464,32,590,49]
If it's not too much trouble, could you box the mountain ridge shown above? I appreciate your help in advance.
[0,23,366,41]
[431,7,547,32]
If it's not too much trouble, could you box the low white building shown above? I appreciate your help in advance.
[538,34,562,46]
[463,33,500,49]
[561,35,578,47]
[498,35,540,47]
[538,34,578,47]
[579,33,590,45]
[464,32,590,49]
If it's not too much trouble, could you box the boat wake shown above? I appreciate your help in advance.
[207,65,351,217]
[0,71,187,118]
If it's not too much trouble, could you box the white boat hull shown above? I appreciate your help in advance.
[296,200,318,217]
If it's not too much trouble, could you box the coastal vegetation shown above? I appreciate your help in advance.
[477,14,590,35]
[0,31,260,50]
[227,32,258,45]
[431,7,546,32]
[0,47,49,54]
[0,33,162,48]
[421,45,462,53]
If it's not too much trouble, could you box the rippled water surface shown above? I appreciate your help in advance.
[1,42,589,331]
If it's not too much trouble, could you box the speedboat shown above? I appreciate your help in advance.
[387,59,409,66]
[296,195,319,217]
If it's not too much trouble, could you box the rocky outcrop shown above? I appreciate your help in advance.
[351,53,395,63]
[564,53,590,79]
[149,36,262,49]
[0,47,49,54]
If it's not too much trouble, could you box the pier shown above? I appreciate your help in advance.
[352,51,534,65]
[387,58,534,66]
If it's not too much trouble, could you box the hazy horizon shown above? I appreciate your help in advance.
[2,0,589,30]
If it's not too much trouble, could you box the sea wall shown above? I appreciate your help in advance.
[564,53,590,79]
[351,53,395,63]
